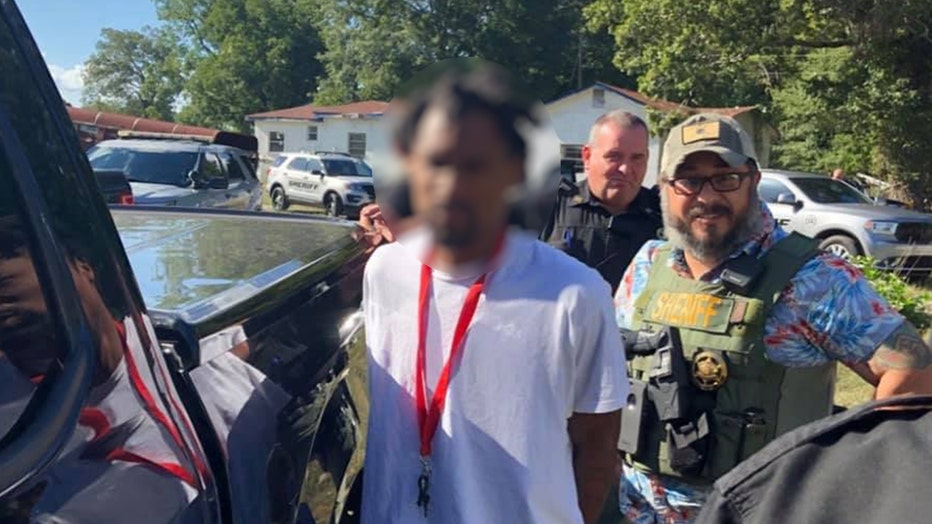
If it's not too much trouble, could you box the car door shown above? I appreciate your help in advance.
[219,152,252,210]
[236,153,262,210]
[284,157,311,203]
[0,4,218,519]
[305,157,327,205]
[199,152,231,208]
[759,177,802,232]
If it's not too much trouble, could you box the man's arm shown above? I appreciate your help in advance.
[846,322,932,398]
[568,410,621,524]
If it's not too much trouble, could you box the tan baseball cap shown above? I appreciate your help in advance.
[660,113,757,178]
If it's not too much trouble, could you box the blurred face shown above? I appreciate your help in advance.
[582,122,649,212]
[662,151,761,263]
[403,106,523,248]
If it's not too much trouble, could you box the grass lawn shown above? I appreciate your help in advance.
[260,188,325,215]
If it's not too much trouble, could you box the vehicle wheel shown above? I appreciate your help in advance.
[271,186,289,211]
[325,193,344,217]
[819,235,860,260]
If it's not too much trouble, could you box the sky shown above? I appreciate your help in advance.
[16,0,160,105]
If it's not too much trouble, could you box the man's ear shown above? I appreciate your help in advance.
[581,145,592,169]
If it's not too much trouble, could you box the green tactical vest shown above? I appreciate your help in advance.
[626,233,837,484]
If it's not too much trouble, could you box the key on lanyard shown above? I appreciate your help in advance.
[416,457,431,517]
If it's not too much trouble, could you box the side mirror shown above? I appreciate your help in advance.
[775,192,796,204]
[188,170,206,189]
[311,169,324,177]
[776,192,804,210]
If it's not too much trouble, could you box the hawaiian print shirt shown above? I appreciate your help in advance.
[613,201,906,524]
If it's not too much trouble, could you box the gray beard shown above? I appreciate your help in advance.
[661,192,763,263]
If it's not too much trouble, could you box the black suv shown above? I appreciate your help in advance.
[0,2,369,522]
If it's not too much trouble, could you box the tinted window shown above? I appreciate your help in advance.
[238,155,258,179]
[792,177,873,204]
[322,159,372,177]
[272,155,287,167]
[202,153,226,180]
[307,158,324,173]
[759,178,792,203]
[223,153,245,180]
[287,157,307,171]
[87,146,198,186]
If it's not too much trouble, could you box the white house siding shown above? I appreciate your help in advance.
[545,88,664,188]
[253,117,390,164]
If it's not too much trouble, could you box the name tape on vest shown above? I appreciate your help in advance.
[644,292,735,333]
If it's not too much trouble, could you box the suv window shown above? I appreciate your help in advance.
[759,178,792,203]
[88,146,199,186]
[238,155,258,179]
[792,177,872,204]
[222,153,245,180]
[201,153,226,181]
[322,158,372,177]
[307,158,324,174]
[287,157,308,171]
[272,155,287,167]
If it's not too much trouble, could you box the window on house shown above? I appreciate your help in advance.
[560,144,585,178]
[561,144,584,160]
[348,133,367,158]
[269,131,285,152]
[307,125,318,141]
[592,88,605,108]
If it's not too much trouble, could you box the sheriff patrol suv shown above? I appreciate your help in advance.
[266,151,376,218]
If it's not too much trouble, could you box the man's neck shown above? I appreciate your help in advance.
[588,185,633,216]
[431,229,505,271]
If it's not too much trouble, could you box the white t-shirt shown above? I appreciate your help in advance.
[361,228,628,524]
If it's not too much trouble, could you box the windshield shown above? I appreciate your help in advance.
[791,177,873,205]
[322,158,372,177]
[87,146,199,186]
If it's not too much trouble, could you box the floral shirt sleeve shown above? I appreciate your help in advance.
[763,253,905,367]
[614,240,665,330]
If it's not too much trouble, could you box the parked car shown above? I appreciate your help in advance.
[759,169,932,278]
[0,2,368,522]
[266,152,376,218]
[86,136,262,211]
[92,168,134,205]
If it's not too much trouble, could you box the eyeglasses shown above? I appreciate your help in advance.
[663,173,750,196]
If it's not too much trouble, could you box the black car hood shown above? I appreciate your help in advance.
[111,208,361,339]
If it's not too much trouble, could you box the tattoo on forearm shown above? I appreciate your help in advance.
[872,323,932,371]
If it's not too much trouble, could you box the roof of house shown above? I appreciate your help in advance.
[244,85,757,125]
[246,100,390,121]
[557,82,758,118]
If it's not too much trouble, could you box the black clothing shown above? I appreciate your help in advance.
[697,395,932,524]
[540,179,663,293]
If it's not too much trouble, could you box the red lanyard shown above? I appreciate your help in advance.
[414,232,506,459]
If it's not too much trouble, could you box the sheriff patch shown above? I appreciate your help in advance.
[644,291,734,333]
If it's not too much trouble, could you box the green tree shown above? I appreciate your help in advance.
[312,0,631,105]
[81,26,186,121]
[586,0,932,208]
[156,0,326,132]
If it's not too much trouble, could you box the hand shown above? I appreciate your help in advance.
[356,203,394,248]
